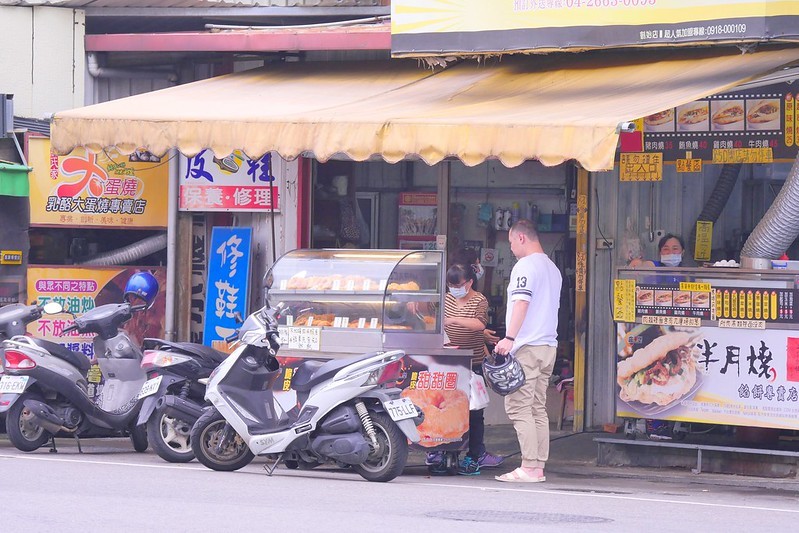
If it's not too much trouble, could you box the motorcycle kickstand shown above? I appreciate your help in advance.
[263,453,284,476]
[48,437,58,453]
[72,433,83,454]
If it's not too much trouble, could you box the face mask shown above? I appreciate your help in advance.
[660,254,682,267]
[449,286,468,299]
[473,264,485,280]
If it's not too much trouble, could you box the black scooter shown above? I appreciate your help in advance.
[136,339,228,462]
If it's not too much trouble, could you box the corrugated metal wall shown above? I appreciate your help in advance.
[0,6,85,119]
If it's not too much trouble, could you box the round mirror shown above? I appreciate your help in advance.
[42,301,63,315]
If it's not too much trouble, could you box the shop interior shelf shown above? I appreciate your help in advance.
[268,289,439,300]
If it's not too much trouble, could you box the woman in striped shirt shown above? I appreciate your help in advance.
[427,263,504,475]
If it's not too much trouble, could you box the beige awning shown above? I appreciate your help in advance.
[52,46,799,171]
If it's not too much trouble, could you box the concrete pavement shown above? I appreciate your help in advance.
[459,424,799,492]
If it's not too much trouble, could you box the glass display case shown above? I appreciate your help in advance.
[265,249,446,354]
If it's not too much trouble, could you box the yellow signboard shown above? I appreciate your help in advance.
[786,93,795,148]
[694,221,713,262]
[619,153,663,182]
[391,1,799,55]
[676,158,702,173]
[641,316,701,327]
[680,282,711,292]
[711,147,773,164]
[28,138,168,228]
[0,250,22,265]
[613,279,636,323]
[27,266,166,348]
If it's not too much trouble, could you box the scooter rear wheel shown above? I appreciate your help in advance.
[191,408,254,472]
[6,392,51,452]
[352,411,408,483]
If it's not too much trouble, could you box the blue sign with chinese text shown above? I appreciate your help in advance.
[203,227,252,347]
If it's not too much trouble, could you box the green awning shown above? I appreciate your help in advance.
[0,161,31,197]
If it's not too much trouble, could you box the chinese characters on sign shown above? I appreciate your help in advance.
[179,150,280,212]
[619,153,663,182]
[712,147,773,164]
[613,279,636,323]
[203,228,252,347]
[28,138,168,228]
[694,220,713,262]
[676,158,702,173]
[277,326,322,352]
[409,370,459,391]
[617,324,799,430]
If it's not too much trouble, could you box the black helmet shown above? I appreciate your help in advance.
[482,351,526,396]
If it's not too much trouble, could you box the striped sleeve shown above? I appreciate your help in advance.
[509,269,533,302]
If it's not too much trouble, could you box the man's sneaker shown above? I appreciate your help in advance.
[457,456,481,476]
[425,451,444,466]
[477,452,505,468]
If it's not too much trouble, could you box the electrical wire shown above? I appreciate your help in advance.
[594,187,615,318]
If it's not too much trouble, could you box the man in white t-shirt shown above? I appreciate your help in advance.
[494,219,562,483]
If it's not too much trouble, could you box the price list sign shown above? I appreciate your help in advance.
[714,287,796,324]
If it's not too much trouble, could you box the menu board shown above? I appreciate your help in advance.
[635,82,798,162]
[628,281,798,326]
[634,282,713,321]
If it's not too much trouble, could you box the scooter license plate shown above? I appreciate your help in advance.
[383,398,417,422]
[0,375,29,394]
[138,375,163,399]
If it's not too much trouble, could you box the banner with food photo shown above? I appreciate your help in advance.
[637,82,797,162]
[399,354,471,451]
[398,192,437,249]
[270,353,471,450]
[27,266,167,398]
[616,323,799,430]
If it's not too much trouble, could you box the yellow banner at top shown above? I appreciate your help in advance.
[391,0,799,55]
[28,137,168,228]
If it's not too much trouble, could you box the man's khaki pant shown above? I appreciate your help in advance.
[504,344,557,468]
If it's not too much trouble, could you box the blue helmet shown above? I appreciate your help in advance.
[124,271,159,309]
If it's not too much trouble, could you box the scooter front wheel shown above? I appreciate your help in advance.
[352,411,408,482]
[6,392,51,452]
[147,405,195,463]
[191,408,254,472]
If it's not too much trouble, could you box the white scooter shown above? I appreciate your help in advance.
[191,302,422,482]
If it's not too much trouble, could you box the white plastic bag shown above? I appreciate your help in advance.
[469,371,490,411]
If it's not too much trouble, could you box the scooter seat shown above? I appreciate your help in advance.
[31,338,92,373]
[292,352,382,393]
[143,338,228,367]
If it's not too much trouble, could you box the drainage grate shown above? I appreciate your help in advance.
[425,510,612,524]
[553,488,632,495]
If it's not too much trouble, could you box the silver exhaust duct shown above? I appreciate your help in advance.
[740,155,799,269]
[78,233,167,266]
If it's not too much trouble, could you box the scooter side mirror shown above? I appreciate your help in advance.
[42,302,64,315]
